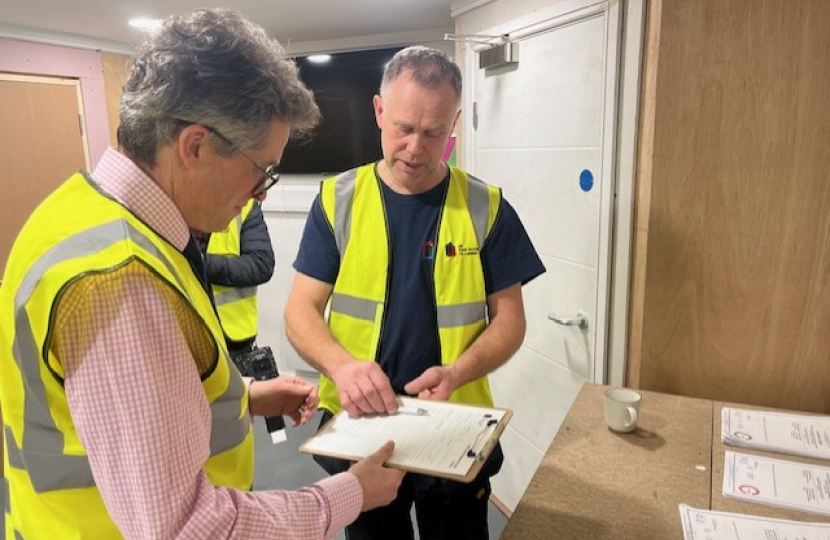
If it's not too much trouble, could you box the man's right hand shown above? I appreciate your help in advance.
[348,441,405,512]
[332,361,398,416]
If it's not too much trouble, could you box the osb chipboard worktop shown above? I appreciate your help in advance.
[500,383,713,540]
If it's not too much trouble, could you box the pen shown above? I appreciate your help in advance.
[397,406,430,416]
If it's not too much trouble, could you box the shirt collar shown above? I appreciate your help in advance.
[91,148,190,251]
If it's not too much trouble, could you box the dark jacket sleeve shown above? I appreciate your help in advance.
[204,202,276,288]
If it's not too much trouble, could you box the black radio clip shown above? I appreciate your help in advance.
[230,346,286,442]
[232,345,279,382]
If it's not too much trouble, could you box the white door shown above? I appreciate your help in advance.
[462,1,622,510]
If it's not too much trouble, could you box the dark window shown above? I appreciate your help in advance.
[282,47,404,175]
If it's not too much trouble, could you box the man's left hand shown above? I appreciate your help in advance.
[248,376,319,426]
[403,365,459,401]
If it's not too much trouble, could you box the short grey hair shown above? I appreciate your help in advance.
[380,46,462,107]
[118,8,320,166]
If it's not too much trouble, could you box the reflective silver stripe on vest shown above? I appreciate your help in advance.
[466,174,490,249]
[3,475,9,514]
[209,369,251,455]
[4,426,23,469]
[3,475,24,540]
[11,220,171,492]
[213,286,256,306]
[330,292,379,322]
[437,301,486,328]
[235,213,243,235]
[437,174,488,329]
[5,426,94,496]
[9,219,242,491]
[333,169,358,256]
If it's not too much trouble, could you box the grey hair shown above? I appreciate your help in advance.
[380,46,462,107]
[118,8,320,166]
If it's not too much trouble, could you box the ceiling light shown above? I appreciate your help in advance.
[129,18,162,31]
[307,54,332,64]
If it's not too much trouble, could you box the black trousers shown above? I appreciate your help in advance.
[313,410,504,540]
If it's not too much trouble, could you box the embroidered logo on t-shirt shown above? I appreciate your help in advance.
[445,242,478,257]
[423,240,436,260]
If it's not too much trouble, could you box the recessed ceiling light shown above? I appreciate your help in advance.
[307,54,332,64]
[129,18,162,31]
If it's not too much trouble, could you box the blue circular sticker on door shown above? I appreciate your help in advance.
[579,169,594,192]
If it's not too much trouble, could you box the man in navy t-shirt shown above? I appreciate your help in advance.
[285,46,545,540]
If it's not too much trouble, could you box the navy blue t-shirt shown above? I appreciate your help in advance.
[293,168,545,394]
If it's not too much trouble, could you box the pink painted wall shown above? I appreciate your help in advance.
[0,38,110,168]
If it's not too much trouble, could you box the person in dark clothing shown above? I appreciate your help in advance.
[193,199,275,354]
[195,198,290,442]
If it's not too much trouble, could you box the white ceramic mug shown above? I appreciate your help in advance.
[604,388,642,433]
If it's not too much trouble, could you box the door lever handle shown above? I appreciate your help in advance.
[547,312,588,330]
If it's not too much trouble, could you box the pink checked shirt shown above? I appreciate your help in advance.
[56,148,362,539]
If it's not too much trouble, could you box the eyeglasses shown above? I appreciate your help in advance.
[203,124,280,197]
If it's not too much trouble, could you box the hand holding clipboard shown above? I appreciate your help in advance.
[300,397,512,482]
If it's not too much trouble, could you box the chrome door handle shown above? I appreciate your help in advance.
[547,312,588,330]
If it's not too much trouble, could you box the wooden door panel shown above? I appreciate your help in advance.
[635,0,830,413]
[0,77,86,276]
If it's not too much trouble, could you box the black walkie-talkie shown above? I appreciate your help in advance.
[231,346,287,443]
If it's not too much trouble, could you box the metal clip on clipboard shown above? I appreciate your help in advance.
[467,418,501,460]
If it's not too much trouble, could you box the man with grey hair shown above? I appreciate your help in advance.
[286,46,545,540]
[0,8,402,540]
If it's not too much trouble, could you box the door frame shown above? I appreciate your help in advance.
[606,0,644,385]
[0,73,91,169]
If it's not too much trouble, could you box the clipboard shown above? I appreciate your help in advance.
[300,397,513,483]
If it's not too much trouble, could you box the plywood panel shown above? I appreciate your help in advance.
[0,76,87,275]
[625,0,662,389]
[101,51,130,146]
[636,0,830,412]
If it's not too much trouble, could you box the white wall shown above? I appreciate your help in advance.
[452,0,639,512]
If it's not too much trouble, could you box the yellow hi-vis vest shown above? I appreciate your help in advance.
[0,173,254,540]
[317,164,502,414]
[208,199,259,342]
